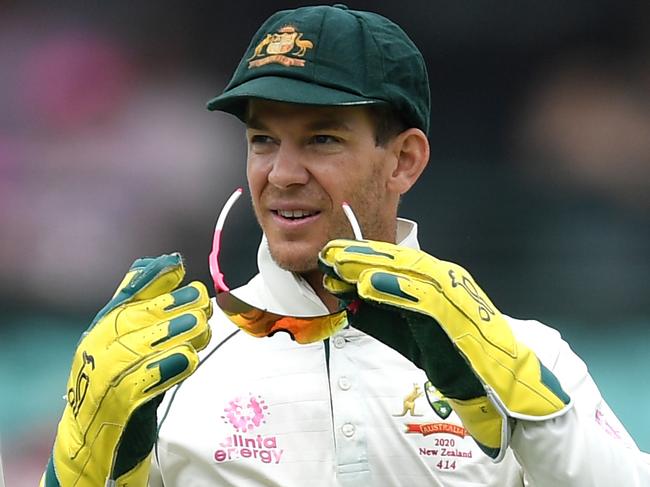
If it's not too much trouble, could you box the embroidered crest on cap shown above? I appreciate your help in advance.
[248,25,313,68]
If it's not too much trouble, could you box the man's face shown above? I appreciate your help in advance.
[246,100,400,274]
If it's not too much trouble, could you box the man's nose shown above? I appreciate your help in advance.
[267,144,310,188]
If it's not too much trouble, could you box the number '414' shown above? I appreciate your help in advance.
[436,459,456,470]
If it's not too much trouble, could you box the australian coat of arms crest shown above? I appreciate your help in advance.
[248,25,313,68]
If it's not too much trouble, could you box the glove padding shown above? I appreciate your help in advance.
[319,239,571,461]
[41,253,212,486]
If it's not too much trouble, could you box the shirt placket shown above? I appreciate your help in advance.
[327,329,371,486]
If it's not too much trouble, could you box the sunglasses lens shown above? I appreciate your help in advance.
[216,291,348,344]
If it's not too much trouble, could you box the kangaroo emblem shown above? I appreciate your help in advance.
[393,383,424,417]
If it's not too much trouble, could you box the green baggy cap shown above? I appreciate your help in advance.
[207,4,431,134]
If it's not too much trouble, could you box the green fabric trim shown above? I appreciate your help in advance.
[343,246,395,259]
[143,353,190,393]
[164,286,200,311]
[474,440,501,460]
[44,455,61,487]
[370,272,418,302]
[540,361,571,405]
[112,396,163,479]
[323,338,330,375]
[150,315,197,347]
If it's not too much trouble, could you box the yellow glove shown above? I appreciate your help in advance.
[41,253,212,486]
[319,240,571,461]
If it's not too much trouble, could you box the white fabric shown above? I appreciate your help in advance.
[151,219,649,486]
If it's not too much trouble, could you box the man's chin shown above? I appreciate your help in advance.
[268,247,320,274]
[273,255,319,274]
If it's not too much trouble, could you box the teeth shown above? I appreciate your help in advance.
[277,209,315,218]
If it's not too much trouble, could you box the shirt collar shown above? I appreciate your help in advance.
[255,218,420,315]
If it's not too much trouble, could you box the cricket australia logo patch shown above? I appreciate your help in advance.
[424,381,452,420]
[214,393,284,465]
[248,25,313,68]
[393,381,477,472]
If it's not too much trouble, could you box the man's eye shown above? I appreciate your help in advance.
[310,135,341,145]
[250,135,275,145]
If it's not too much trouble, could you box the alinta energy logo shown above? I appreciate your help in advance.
[214,393,284,465]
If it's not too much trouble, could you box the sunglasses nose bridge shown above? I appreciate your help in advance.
[267,328,297,342]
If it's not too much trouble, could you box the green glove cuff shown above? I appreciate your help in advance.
[42,456,59,487]
[113,395,163,479]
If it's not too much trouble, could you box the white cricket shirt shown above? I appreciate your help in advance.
[151,219,649,486]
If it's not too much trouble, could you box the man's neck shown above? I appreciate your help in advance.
[303,270,340,313]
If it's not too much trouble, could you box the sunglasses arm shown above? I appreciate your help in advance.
[209,188,244,293]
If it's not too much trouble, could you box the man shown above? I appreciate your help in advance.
[42,5,649,486]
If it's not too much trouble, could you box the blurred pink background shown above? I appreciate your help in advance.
[1,2,649,484]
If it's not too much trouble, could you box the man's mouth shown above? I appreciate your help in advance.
[273,209,320,220]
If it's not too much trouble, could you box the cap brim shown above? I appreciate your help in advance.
[207,76,384,118]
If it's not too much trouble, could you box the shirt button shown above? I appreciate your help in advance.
[341,423,356,438]
[333,336,346,349]
[338,376,351,391]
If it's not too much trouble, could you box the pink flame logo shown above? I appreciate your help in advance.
[222,394,268,432]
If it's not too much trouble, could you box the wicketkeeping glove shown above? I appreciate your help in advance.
[319,240,572,461]
[41,253,212,486]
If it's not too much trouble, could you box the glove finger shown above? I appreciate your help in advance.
[115,281,212,335]
[118,309,212,355]
[356,268,424,311]
[320,239,411,284]
[120,344,200,404]
[159,281,213,322]
[318,238,359,280]
[359,266,510,353]
[322,274,357,298]
[328,241,498,330]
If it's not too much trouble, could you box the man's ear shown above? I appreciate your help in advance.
[387,128,430,194]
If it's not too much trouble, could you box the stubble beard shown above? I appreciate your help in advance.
[265,211,394,275]
[259,161,395,274]
[265,212,357,274]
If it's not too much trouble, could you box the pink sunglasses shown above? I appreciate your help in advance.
[208,188,362,344]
